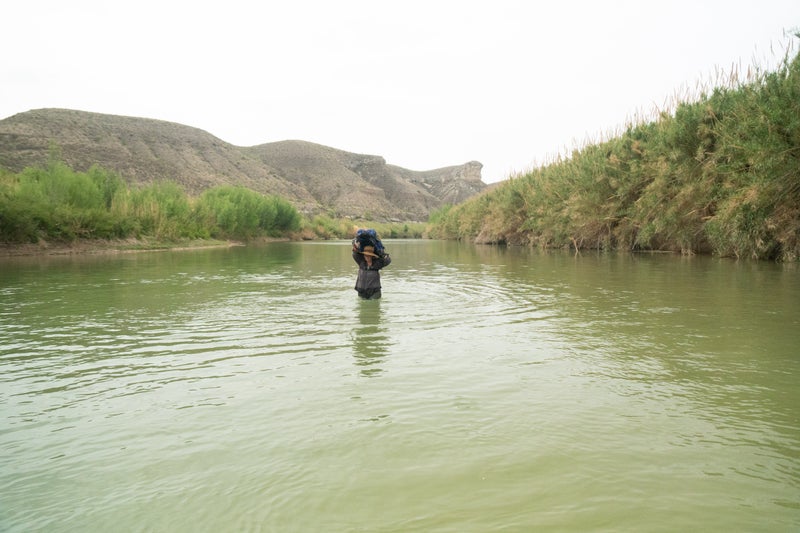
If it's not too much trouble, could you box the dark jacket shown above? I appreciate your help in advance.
[352,250,391,299]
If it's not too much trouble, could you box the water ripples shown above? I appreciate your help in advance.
[1,243,799,531]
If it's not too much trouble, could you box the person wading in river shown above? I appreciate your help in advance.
[352,230,391,300]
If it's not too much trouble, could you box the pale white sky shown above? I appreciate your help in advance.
[2,1,797,183]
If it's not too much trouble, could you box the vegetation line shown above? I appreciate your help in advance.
[428,39,800,261]
[0,159,301,245]
[0,157,426,254]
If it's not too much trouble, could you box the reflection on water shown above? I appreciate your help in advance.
[0,241,798,532]
[351,300,389,377]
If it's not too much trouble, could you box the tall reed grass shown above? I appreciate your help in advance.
[429,36,800,261]
[0,161,301,243]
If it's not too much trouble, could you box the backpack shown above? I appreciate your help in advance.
[355,228,385,254]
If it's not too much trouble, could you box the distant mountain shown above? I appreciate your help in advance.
[0,108,486,221]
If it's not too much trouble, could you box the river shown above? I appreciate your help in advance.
[1,240,798,532]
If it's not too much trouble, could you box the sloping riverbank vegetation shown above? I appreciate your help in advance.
[0,160,302,244]
[0,158,426,254]
[429,44,800,261]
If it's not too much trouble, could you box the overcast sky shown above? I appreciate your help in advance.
[2,1,798,183]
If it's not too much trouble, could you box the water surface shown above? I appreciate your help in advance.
[1,241,798,531]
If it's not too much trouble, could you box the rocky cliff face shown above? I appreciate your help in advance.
[0,109,486,221]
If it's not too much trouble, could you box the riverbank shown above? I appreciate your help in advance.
[427,46,800,262]
[0,237,248,257]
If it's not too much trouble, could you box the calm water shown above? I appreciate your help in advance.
[1,241,798,532]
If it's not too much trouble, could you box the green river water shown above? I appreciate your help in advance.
[1,240,798,532]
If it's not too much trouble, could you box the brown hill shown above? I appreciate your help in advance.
[0,108,485,220]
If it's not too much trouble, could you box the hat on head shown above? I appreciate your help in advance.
[362,245,378,257]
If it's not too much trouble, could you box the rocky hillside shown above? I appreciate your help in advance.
[0,108,485,221]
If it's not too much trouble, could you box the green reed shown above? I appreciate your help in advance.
[428,37,800,261]
[0,161,301,243]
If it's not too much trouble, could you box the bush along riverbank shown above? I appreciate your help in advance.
[0,160,302,247]
[0,159,428,255]
[428,44,800,261]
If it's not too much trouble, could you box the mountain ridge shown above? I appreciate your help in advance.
[0,108,486,221]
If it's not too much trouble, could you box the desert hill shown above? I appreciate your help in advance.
[0,108,486,221]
